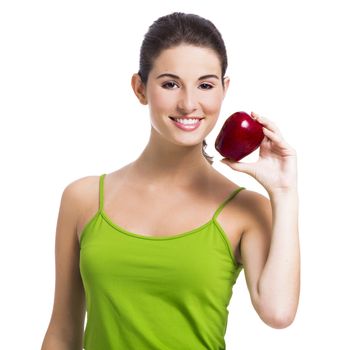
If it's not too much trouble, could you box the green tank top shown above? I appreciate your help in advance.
[79,173,245,349]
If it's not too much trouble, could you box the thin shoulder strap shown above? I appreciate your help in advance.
[99,173,107,212]
[212,187,245,220]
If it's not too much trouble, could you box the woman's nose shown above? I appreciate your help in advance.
[177,88,198,114]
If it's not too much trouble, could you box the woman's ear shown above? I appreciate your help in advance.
[131,73,148,105]
[223,76,230,99]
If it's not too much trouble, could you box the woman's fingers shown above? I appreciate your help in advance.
[252,112,282,139]
[251,111,281,134]
[262,126,283,143]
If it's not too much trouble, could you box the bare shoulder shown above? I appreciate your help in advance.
[231,188,273,247]
[72,165,136,240]
[63,174,100,211]
[235,188,272,228]
[210,169,271,218]
[62,174,101,239]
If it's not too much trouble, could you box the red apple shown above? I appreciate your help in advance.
[215,111,264,161]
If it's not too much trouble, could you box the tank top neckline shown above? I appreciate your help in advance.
[101,208,214,241]
[97,173,246,242]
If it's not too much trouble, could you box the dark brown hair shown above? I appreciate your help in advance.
[138,12,228,165]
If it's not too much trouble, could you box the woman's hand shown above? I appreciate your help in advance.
[220,111,298,195]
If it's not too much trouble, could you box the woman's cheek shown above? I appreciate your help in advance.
[148,89,175,113]
[202,93,223,115]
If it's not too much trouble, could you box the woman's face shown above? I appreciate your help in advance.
[135,44,230,146]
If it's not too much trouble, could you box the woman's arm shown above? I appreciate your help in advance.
[41,333,81,350]
[41,180,87,349]
[239,188,300,329]
[221,111,300,328]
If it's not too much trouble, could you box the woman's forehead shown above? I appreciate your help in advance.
[151,45,221,78]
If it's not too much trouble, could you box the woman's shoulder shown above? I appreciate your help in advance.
[210,169,270,221]
[64,165,127,201]
[219,177,270,214]
[212,167,268,199]
[64,173,100,198]
[63,172,112,241]
[62,174,101,218]
[210,168,247,200]
[223,181,271,234]
[67,166,128,210]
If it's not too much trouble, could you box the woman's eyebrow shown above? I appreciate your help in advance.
[156,73,219,80]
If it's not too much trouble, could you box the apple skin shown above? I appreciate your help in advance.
[215,111,264,161]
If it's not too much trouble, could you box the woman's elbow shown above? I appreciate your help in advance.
[260,309,296,329]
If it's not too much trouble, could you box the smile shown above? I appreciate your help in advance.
[169,116,204,131]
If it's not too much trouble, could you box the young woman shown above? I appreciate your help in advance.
[41,12,300,350]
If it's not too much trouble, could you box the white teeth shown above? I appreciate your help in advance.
[174,118,200,125]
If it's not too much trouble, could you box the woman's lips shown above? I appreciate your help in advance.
[169,116,204,120]
[169,116,203,131]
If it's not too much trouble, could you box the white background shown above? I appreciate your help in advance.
[1,0,349,348]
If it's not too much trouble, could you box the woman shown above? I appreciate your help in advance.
[41,12,300,350]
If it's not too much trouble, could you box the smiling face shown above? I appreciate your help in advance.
[132,44,230,147]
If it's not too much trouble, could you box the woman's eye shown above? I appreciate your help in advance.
[162,81,179,89]
[200,83,213,90]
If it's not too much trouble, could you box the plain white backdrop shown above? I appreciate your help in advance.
[1,0,349,348]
